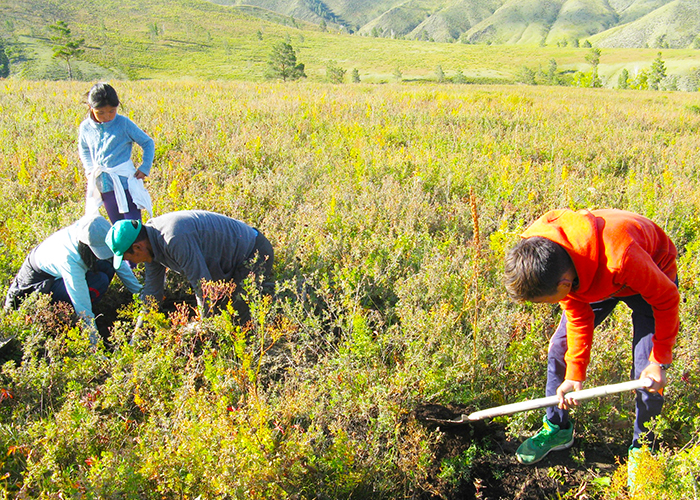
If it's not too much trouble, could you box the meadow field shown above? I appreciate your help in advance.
[1,80,700,498]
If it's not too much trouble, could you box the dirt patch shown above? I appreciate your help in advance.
[415,403,628,499]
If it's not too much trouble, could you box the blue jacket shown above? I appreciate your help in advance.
[78,113,155,193]
[33,220,143,329]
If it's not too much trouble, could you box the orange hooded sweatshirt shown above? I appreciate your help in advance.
[522,209,679,382]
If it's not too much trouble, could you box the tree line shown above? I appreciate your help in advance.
[516,49,699,92]
[1,20,698,90]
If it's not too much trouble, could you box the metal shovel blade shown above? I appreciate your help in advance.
[467,377,654,421]
[424,414,469,425]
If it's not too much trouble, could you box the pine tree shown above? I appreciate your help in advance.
[148,23,159,42]
[453,69,467,84]
[47,21,84,80]
[326,60,346,84]
[649,52,666,91]
[0,40,9,79]
[265,42,306,81]
[518,66,535,85]
[351,68,360,83]
[435,65,445,83]
[547,59,558,85]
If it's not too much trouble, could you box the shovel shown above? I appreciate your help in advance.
[427,377,653,424]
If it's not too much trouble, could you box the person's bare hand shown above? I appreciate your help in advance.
[135,170,147,180]
[639,363,667,393]
[556,379,583,410]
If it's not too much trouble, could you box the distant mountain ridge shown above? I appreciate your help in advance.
[209,0,700,47]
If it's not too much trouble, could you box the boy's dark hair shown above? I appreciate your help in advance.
[86,82,120,108]
[504,236,574,301]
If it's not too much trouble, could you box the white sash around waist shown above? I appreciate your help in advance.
[85,160,153,218]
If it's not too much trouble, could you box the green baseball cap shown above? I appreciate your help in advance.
[105,219,142,269]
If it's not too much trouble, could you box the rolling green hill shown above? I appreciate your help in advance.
[408,0,501,41]
[462,0,565,45]
[204,0,700,48]
[545,0,619,46]
[611,0,670,24]
[1,0,700,84]
[592,0,700,49]
[358,1,433,40]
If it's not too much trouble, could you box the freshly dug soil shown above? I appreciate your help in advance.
[415,403,627,500]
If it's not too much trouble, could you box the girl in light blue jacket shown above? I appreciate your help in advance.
[79,83,154,223]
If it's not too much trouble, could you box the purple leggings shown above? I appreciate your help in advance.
[101,189,142,224]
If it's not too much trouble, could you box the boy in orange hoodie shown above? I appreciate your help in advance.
[504,209,678,467]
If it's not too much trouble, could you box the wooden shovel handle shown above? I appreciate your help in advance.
[467,378,654,421]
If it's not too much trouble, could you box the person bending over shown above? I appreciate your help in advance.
[5,214,142,345]
[504,208,679,486]
[105,210,273,322]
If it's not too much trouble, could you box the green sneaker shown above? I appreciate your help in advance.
[516,416,574,464]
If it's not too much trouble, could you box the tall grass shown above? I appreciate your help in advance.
[1,80,700,497]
